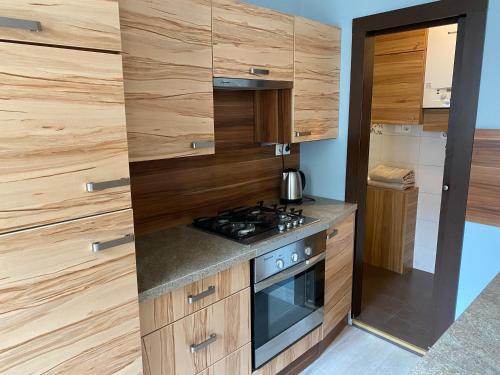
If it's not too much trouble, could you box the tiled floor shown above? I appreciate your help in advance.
[300,326,421,375]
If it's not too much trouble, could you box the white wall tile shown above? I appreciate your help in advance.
[415,219,439,253]
[418,165,445,194]
[417,192,442,222]
[413,245,437,273]
[381,134,420,166]
[419,136,447,166]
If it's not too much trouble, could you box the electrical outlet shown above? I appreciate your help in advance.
[401,125,412,134]
[275,144,291,156]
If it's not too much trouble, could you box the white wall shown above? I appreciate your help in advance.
[369,125,446,273]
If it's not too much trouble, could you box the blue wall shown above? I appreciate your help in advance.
[246,0,500,318]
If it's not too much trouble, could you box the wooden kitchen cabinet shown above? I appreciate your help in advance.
[374,29,428,56]
[0,42,132,234]
[323,214,355,338]
[120,0,215,162]
[0,0,121,51]
[0,210,142,374]
[293,17,341,142]
[212,0,294,81]
[141,288,251,375]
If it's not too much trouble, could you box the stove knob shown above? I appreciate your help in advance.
[304,247,312,256]
[278,223,286,232]
[292,220,299,227]
[286,222,292,230]
[291,253,299,262]
[276,258,285,269]
[299,217,305,225]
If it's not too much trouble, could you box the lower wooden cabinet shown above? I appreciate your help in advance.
[0,209,142,374]
[207,343,252,375]
[142,288,251,375]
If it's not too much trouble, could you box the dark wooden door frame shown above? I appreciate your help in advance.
[345,0,488,344]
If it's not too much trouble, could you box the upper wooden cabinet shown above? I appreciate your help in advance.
[212,0,294,81]
[120,0,215,162]
[0,0,121,51]
[372,29,428,125]
[0,42,131,234]
[293,17,341,142]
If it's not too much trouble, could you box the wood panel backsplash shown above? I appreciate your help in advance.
[130,90,299,235]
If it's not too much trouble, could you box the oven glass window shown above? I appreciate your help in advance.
[253,260,325,349]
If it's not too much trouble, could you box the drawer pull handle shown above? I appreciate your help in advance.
[187,286,216,304]
[190,334,217,353]
[295,131,312,137]
[92,234,135,253]
[249,67,270,76]
[327,229,338,240]
[0,16,42,32]
[86,178,130,192]
[191,141,215,149]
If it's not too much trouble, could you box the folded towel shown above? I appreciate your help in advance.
[369,165,415,185]
[367,179,414,191]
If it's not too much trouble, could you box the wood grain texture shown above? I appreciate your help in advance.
[252,326,322,375]
[371,30,428,125]
[293,16,341,142]
[0,0,121,51]
[208,343,251,375]
[374,29,428,55]
[142,288,251,375]
[119,0,215,162]
[324,214,355,337]
[466,129,500,227]
[139,261,250,336]
[0,210,142,375]
[212,0,294,81]
[130,90,299,234]
[0,42,131,234]
[423,108,449,132]
[364,186,418,274]
[254,89,293,144]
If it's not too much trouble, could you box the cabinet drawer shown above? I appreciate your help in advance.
[140,261,250,336]
[0,209,142,374]
[212,0,294,81]
[0,42,131,234]
[0,0,121,51]
[142,288,251,375]
[208,343,251,375]
[326,214,355,256]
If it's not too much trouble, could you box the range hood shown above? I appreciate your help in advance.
[213,77,293,90]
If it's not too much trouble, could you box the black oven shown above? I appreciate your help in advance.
[251,231,326,369]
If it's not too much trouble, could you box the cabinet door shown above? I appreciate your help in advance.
[212,0,294,81]
[0,210,142,374]
[293,17,341,143]
[374,29,428,56]
[0,0,121,51]
[324,214,355,337]
[120,0,215,162]
[0,42,131,234]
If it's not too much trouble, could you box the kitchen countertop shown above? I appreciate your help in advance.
[410,274,500,375]
[135,197,357,302]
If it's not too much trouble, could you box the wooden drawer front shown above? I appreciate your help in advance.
[120,0,215,162]
[293,17,341,143]
[142,288,251,375]
[326,214,355,256]
[212,0,294,81]
[0,0,121,51]
[0,42,131,234]
[208,343,251,375]
[140,261,250,336]
[0,209,142,374]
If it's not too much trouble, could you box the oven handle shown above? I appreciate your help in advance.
[254,252,325,293]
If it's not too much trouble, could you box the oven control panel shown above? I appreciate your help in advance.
[252,231,326,283]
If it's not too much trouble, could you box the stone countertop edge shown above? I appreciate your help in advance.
[136,197,357,303]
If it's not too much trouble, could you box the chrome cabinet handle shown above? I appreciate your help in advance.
[190,334,217,353]
[249,67,270,76]
[187,286,216,304]
[295,131,312,137]
[191,141,215,149]
[0,16,42,32]
[86,178,130,192]
[327,229,338,240]
[92,234,135,253]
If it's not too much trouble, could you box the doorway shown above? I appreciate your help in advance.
[345,0,488,350]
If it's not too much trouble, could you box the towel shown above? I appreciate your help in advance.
[368,165,415,185]
[367,179,413,191]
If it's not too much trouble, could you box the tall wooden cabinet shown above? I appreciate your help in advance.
[0,3,142,374]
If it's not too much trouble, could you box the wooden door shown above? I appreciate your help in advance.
[212,0,294,81]
[0,210,142,374]
[0,0,121,51]
[120,0,215,162]
[293,17,341,142]
[0,42,131,234]
[323,214,355,337]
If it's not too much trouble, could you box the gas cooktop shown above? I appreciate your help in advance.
[192,201,318,244]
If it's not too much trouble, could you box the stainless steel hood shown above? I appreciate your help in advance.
[213,77,293,90]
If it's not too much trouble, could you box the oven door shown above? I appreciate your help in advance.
[252,252,325,369]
